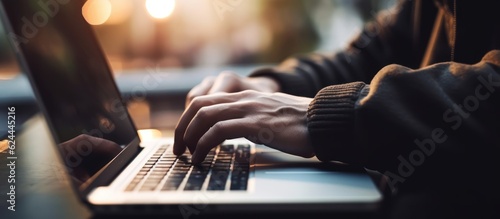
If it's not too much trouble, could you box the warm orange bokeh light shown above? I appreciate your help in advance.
[145,0,176,19]
[82,0,112,25]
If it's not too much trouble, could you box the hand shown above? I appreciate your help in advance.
[58,134,122,182]
[174,90,314,163]
[186,71,280,107]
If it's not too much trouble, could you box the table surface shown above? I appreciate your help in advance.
[0,112,386,219]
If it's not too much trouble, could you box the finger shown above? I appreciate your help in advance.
[173,93,243,155]
[60,134,121,156]
[90,138,122,158]
[183,102,246,152]
[207,71,240,94]
[186,76,216,107]
[191,118,254,164]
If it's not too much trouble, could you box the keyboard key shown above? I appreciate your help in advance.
[140,183,158,191]
[237,144,250,150]
[208,171,229,190]
[156,163,173,168]
[159,158,176,162]
[207,181,226,190]
[170,171,189,176]
[172,167,190,173]
[220,144,234,152]
[127,143,251,192]
[213,163,230,170]
[165,176,184,183]
[216,154,233,159]
[235,155,249,164]
[230,180,247,190]
[184,183,203,191]
[169,173,187,178]
[144,178,162,184]
[184,177,205,191]
[151,172,168,177]
[137,171,148,175]
[161,181,181,191]
[162,176,184,190]
[175,163,191,168]
[125,183,138,191]
[146,174,165,179]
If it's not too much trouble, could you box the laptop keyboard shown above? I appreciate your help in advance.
[125,144,250,192]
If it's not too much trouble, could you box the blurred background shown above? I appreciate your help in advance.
[0,0,396,130]
[1,0,396,78]
[1,3,398,215]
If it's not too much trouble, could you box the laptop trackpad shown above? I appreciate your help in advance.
[253,152,373,197]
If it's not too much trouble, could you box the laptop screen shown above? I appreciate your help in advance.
[1,0,138,185]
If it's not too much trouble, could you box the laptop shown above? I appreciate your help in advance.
[0,0,382,215]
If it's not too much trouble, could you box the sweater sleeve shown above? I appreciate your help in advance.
[249,0,436,97]
[307,50,500,195]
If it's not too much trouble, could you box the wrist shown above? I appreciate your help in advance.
[307,82,367,164]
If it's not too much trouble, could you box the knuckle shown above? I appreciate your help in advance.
[190,96,205,108]
[196,107,208,118]
[187,87,198,97]
[210,122,225,135]
[235,90,261,102]
[239,89,257,96]
[186,92,197,103]
[196,107,211,120]
[220,71,240,84]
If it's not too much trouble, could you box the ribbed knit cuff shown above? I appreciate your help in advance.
[307,82,367,164]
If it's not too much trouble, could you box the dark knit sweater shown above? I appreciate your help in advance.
[249,0,500,211]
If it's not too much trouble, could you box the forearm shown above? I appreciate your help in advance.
[307,50,500,192]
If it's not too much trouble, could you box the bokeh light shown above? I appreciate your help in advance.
[82,0,112,25]
[145,0,176,19]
